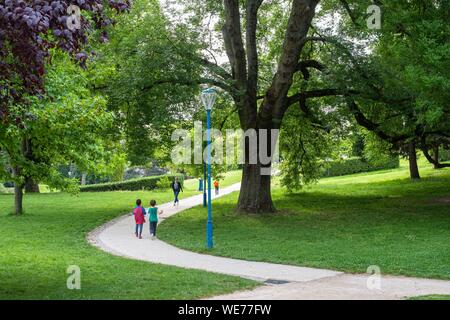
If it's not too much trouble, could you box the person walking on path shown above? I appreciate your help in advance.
[170,177,183,206]
[133,199,146,239]
[147,200,163,240]
[213,179,219,195]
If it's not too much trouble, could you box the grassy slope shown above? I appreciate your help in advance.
[408,295,450,300]
[159,160,450,280]
[0,170,256,299]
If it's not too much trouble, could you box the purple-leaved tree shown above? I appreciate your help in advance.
[0,0,129,123]
[0,0,129,214]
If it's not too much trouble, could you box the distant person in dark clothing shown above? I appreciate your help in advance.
[171,177,183,206]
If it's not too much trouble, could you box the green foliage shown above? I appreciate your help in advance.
[99,0,205,165]
[321,156,399,178]
[362,130,398,167]
[104,152,128,182]
[155,175,172,190]
[440,148,450,161]
[320,0,450,154]
[279,108,334,192]
[0,51,117,198]
[80,175,183,192]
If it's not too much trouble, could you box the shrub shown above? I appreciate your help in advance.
[439,147,450,162]
[80,174,183,192]
[321,156,399,177]
[155,176,171,190]
[0,183,13,194]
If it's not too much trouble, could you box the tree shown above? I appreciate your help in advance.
[148,0,325,212]
[0,0,129,214]
[97,0,203,166]
[106,0,449,211]
[316,0,450,180]
[0,52,116,214]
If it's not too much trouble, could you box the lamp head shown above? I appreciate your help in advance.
[201,88,217,111]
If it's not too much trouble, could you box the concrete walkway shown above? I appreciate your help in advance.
[88,183,450,300]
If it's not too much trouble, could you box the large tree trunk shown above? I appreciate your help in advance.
[24,176,40,193]
[222,0,318,213]
[433,146,440,169]
[408,142,420,180]
[14,183,24,215]
[12,164,24,215]
[238,163,274,213]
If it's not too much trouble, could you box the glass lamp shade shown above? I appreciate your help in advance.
[201,88,217,111]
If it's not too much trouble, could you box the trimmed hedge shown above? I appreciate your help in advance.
[440,148,450,162]
[80,174,184,192]
[321,156,399,177]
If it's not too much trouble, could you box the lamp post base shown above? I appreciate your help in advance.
[206,220,213,249]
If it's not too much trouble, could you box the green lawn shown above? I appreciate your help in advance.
[408,295,450,300]
[159,160,450,280]
[182,169,242,190]
[0,171,256,299]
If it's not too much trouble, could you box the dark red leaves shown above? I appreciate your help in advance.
[0,0,131,124]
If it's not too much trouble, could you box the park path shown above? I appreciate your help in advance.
[88,183,450,300]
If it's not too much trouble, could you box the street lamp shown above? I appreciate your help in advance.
[203,162,207,207]
[201,87,217,249]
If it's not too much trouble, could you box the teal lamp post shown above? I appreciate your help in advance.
[201,88,217,249]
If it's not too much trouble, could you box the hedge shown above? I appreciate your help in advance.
[80,174,184,192]
[321,156,399,178]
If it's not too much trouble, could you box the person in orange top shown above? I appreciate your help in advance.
[213,180,219,195]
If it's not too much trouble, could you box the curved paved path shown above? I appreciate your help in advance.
[88,183,450,300]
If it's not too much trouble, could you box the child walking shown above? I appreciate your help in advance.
[148,200,163,240]
[133,199,146,239]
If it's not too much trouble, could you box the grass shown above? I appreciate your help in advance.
[159,159,450,280]
[0,170,256,299]
[408,295,450,300]
[182,169,242,190]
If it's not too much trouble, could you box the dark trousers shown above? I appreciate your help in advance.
[150,221,157,236]
[135,224,143,236]
[173,189,180,203]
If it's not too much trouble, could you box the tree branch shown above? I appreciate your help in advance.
[219,106,239,130]
[141,77,233,94]
[246,0,264,102]
[199,57,233,81]
[162,33,233,81]
[339,0,360,26]
[420,136,450,168]
[286,88,351,106]
[421,147,450,168]
[259,0,320,127]
[347,100,408,144]
[296,59,326,80]
[223,0,247,87]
